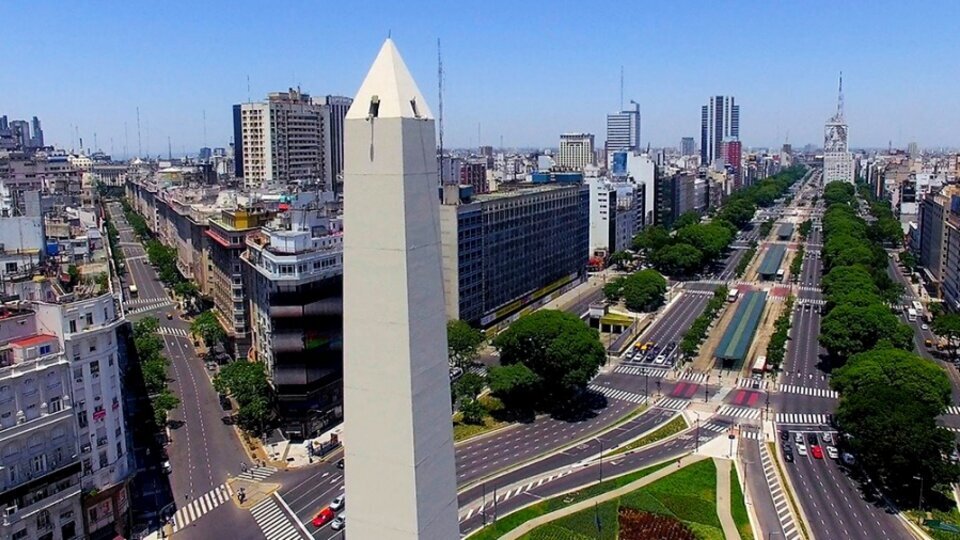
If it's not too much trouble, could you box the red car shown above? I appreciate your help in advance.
[312,507,335,527]
[811,445,824,459]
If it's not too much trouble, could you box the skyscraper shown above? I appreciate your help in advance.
[823,74,854,183]
[343,39,459,539]
[10,120,29,150]
[326,95,353,193]
[558,133,595,170]
[605,104,640,156]
[232,104,244,178]
[680,137,696,156]
[30,116,43,147]
[700,96,739,166]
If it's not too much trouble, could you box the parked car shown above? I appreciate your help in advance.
[654,354,666,365]
[336,459,345,469]
[807,433,818,445]
[779,430,789,442]
[312,508,335,528]
[161,460,172,474]
[794,432,804,444]
[330,495,345,511]
[821,432,833,444]
[331,514,346,531]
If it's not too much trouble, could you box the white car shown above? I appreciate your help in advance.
[654,354,666,365]
[826,446,839,460]
[796,443,808,457]
[331,514,346,531]
[161,460,171,474]
[922,324,930,330]
[330,495,345,511]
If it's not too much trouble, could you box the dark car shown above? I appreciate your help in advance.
[336,459,345,469]
[784,450,794,463]
[807,433,818,445]
[780,430,790,441]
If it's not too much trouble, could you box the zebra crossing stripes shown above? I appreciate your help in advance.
[946,405,960,416]
[759,439,803,540]
[460,469,573,522]
[125,300,174,315]
[613,365,668,378]
[249,494,306,540]
[778,384,838,399]
[238,465,279,482]
[739,430,763,441]
[716,405,761,420]
[587,384,648,405]
[797,285,823,293]
[653,398,689,411]
[678,371,708,383]
[775,412,832,426]
[700,421,729,433]
[736,377,768,389]
[171,483,233,532]
[158,326,189,337]
[125,297,167,306]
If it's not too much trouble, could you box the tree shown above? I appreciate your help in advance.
[235,394,272,435]
[453,371,485,402]
[152,390,181,428]
[191,310,226,347]
[933,313,960,356]
[447,320,484,368]
[651,243,703,276]
[832,349,960,500]
[142,359,168,395]
[619,269,667,312]
[458,398,486,425]
[820,303,914,360]
[632,225,671,253]
[487,363,540,409]
[672,211,700,231]
[213,360,274,435]
[174,281,199,299]
[607,250,632,271]
[798,219,812,239]
[900,250,918,271]
[675,223,732,263]
[492,310,605,408]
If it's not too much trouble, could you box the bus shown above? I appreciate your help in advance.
[727,289,739,303]
[752,355,767,376]
[776,269,785,282]
[128,284,138,298]
[907,308,918,322]
[912,300,924,313]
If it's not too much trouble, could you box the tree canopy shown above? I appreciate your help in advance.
[650,243,703,276]
[213,360,273,435]
[447,320,484,368]
[819,303,914,359]
[191,310,226,347]
[604,269,667,312]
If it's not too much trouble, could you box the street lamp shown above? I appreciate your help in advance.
[694,412,701,452]
[914,475,924,511]
[704,375,710,402]
[596,438,604,485]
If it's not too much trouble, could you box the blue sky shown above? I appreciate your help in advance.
[2,1,957,156]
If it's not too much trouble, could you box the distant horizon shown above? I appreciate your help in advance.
[3,2,958,154]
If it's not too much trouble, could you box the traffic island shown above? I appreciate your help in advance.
[227,478,279,510]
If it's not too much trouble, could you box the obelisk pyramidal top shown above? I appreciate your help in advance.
[342,39,460,539]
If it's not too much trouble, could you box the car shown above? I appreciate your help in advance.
[330,495,345,511]
[807,433,818,445]
[336,458,344,469]
[783,450,794,463]
[922,323,930,330]
[826,446,839,460]
[794,432,804,444]
[821,432,833,444]
[654,354,666,365]
[166,312,174,320]
[841,452,856,465]
[811,445,824,459]
[331,514,346,531]
[779,430,789,442]
[449,367,463,380]
[796,443,807,457]
[312,508,335,528]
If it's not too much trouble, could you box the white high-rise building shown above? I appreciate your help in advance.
[557,133,595,170]
[605,104,640,157]
[700,96,739,166]
[342,39,459,539]
[823,74,855,183]
[239,88,333,190]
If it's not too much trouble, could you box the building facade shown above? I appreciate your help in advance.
[588,178,637,257]
[237,89,332,190]
[700,96,739,166]
[439,183,589,328]
[680,137,696,157]
[557,133,595,171]
[823,75,855,183]
[324,96,353,194]
[605,107,640,156]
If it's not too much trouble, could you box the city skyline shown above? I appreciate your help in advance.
[2,1,958,155]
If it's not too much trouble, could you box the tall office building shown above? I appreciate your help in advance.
[680,137,696,157]
[823,74,855,183]
[557,133,595,170]
[30,116,44,148]
[232,104,244,178]
[325,95,353,194]
[10,120,30,150]
[343,39,459,539]
[605,105,640,156]
[700,96,739,166]
[237,89,332,189]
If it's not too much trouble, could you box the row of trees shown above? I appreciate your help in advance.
[132,317,181,428]
[678,286,728,359]
[735,243,757,278]
[765,296,793,370]
[789,245,804,278]
[213,361,274,435]
[603,269,668,312]
[191,310,227,348]
[104,218,125,276]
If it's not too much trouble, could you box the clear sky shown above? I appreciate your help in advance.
[2,1,957,157]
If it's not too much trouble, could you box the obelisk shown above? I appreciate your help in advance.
[342,39,460,539]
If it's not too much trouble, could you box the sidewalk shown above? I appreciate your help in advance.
[500,454,708,540]
[715,458,743,540]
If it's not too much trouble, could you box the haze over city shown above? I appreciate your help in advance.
[3,0,958,155]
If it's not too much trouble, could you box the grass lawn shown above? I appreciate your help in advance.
[906,507,960,540]
[453,414,510,442]
[516,459,727,540]
[730,465,755,540]
[467,461,673,540]
[606,415,687,458]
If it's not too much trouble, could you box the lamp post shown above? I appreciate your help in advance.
[694,412,701,452]
[914,474,924,511]
[596,438,604,485]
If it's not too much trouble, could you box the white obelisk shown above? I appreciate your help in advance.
[342,39,460,539]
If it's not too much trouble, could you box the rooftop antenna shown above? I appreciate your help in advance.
[94,132,98,153]
[136,107,142,158]
[477,123,481,149]
[836,71,844,120]
[437,38,445,183]
[619,65,624,111]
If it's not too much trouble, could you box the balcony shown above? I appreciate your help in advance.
[1,461,82,527]
[0,403,73,445]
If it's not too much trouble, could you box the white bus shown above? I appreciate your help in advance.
[128,284,138,298]
[752,355,767,376]
[912,300,924,313]
[907,308,918,322]
[776,269,785,282]
[727,289,739,303]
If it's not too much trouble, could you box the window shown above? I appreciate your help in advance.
[108,354,114,366]
[12,529,27,540]
[39,344,51,355]
[89,341,96,353]
[80,443,91,454]
[85,313,93,326]
[68,320,77,333]
[5,262,18,273]
[90,361,99,377]
[32,454,47,473]
[77,411,88,429]
[49,396,61,413]
[98,451,108,468]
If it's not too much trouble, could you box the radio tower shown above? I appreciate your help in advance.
[835,71,844,121]
[437,38,445,184]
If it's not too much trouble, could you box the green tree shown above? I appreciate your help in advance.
[453,371,485,402]
[191,310,226,347]
[487,363,540,409]
[458,398,486,425]
[933,313,960,357]
[651,243,703,276]
[619,269,667,312]
[675,222,732,263]
[900,250,918,271]
[832,349,960,500]
[820,303,914,359]
[632,225,671,252]
[672,211,700,231]
[235,394,272,435]
[607,250,632,271]
[151,390,181,428]
[447,320,484,368]
[492,310,605,408]
[798,219,812,239]
[213,361,274,435]
[142,358,168,395]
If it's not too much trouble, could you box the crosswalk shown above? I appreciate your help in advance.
[250,494,306,540]
[613,365,669,378]
[735,377,768,389]
[125,300,174,315]
[238,465,279,482]
[946,406,960,416]
[716,405,761,420]
[759,439,803,540]
[739,429,763,441]
[126,297,167,306]
[775,413,832,426]
[797,285,823,293]
[653,398,689,411]
[700,421,730,433]
[172,483,233,532]
[778,384,838,399]
[158,326,189,337]
[460,469,573,523]
[678,371,709,383]
[587,384,648,405]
